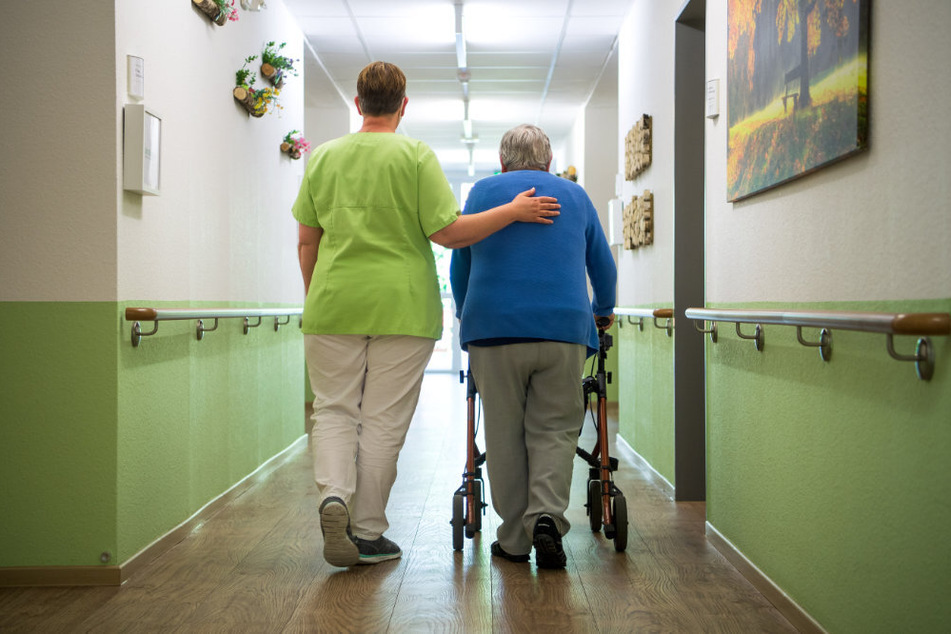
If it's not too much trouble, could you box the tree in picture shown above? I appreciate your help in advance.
[727,0,869,201]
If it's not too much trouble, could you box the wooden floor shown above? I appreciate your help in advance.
[0,374,796,633]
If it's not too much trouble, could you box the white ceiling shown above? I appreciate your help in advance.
[285,0,629,173]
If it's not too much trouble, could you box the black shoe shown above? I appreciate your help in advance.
[354,535,402,565]
[532,515,566,569]
[319,496,359,567]
[491,541,530,563]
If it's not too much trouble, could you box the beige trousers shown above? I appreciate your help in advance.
[305,334,434,540]
[469,341,586,556]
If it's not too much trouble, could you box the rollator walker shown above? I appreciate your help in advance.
[576,317,628,551]
[450,317,628,553]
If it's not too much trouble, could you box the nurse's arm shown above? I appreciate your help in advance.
[429,187,559,249]
[298,223,323,295]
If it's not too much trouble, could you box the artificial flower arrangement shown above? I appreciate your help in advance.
[281,130,311,159]
[233,55,282,118]
[193,0,238,26]
[260,41,298,89]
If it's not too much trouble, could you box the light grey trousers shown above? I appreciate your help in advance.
[305,334,434,540]
[469,341,586,556]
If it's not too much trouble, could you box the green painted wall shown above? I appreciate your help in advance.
[705,299,951,633]
[616,310,675,485]
[0,302,119,567]
[117,301,305,563]
[0,301,305,568]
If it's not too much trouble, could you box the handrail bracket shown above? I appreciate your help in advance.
[693,319,718,344]
[796,326,832,362]
[654,316,673,337]
[735,322,764,351]
[886,334,934,381]
[131,321,159,347]
[244,316,263,334]
[196,318,219,341]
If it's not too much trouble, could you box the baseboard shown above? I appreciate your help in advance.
[0,435,308,588]
[614,434,676,499]
[0,566,122,587]
[705,522,827,634]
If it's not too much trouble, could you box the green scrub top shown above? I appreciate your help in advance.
[292,132,460,339]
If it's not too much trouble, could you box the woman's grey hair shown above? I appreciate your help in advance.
[499,124,552,171]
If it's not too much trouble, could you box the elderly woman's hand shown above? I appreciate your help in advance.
[510,187,560,224]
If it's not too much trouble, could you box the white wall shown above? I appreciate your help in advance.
[0,3,118,302]
[616,1,678,307]
[115,1,306,305]
[554,108,587,182]
[584,100,620,228]
[705,0,951,303]
[304,105,350,149]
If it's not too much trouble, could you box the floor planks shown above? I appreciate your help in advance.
[0,374,797,633]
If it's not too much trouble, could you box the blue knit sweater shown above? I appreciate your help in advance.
[450,170,617,357]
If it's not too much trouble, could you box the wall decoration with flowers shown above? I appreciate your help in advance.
[193,0,238,26]
[281,130,310,159]
[233,55,281,118]
[260,41,298,89]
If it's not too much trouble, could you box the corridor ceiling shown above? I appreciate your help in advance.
[284,0,630,173]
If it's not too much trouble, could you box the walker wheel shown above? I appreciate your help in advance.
[587,480,602,532]
[613,493,628,552]
[465,480,482,537]
[452,492,465,551]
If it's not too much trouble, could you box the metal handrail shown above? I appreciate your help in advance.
[684,307,950,381]
[125,306,303,347]
[614,307,674,336]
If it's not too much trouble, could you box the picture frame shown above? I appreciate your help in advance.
[123,104,161,196]
[727,0,870,202]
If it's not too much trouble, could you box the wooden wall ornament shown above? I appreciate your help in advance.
[260,64,284,89]
[624,114,652,180]
[233,87,264,117]
[279,142,299,159]
[260,42,298,89]
[280,130,310,159]
[622,190,653,250]
[193,0,235,25]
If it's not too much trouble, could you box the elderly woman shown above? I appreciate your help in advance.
[450,124,616,569]
[293,63,560,568]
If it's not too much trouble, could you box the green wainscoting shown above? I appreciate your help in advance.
[116,301,305,564]
[704,299,950,633]
[0,301,305,570]
[0,302,119,567]
[616,310,675,485]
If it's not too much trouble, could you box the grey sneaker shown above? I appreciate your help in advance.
[319,497,359,567]
[354,535,402,565]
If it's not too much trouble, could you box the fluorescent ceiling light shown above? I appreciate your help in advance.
[404,98,465,123]
[455,1,467,68]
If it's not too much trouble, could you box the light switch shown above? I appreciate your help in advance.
[128,56,145,100]
[706,79,719,119]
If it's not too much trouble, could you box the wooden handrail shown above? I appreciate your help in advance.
[684,307,950,381]
[125,306,303,347]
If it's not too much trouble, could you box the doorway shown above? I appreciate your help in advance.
[673,0,706,501]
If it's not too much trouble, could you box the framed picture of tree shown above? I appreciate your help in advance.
[727,0,869,202]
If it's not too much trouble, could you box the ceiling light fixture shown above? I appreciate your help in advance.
[454,1,467,70]
[455,0,475,175]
